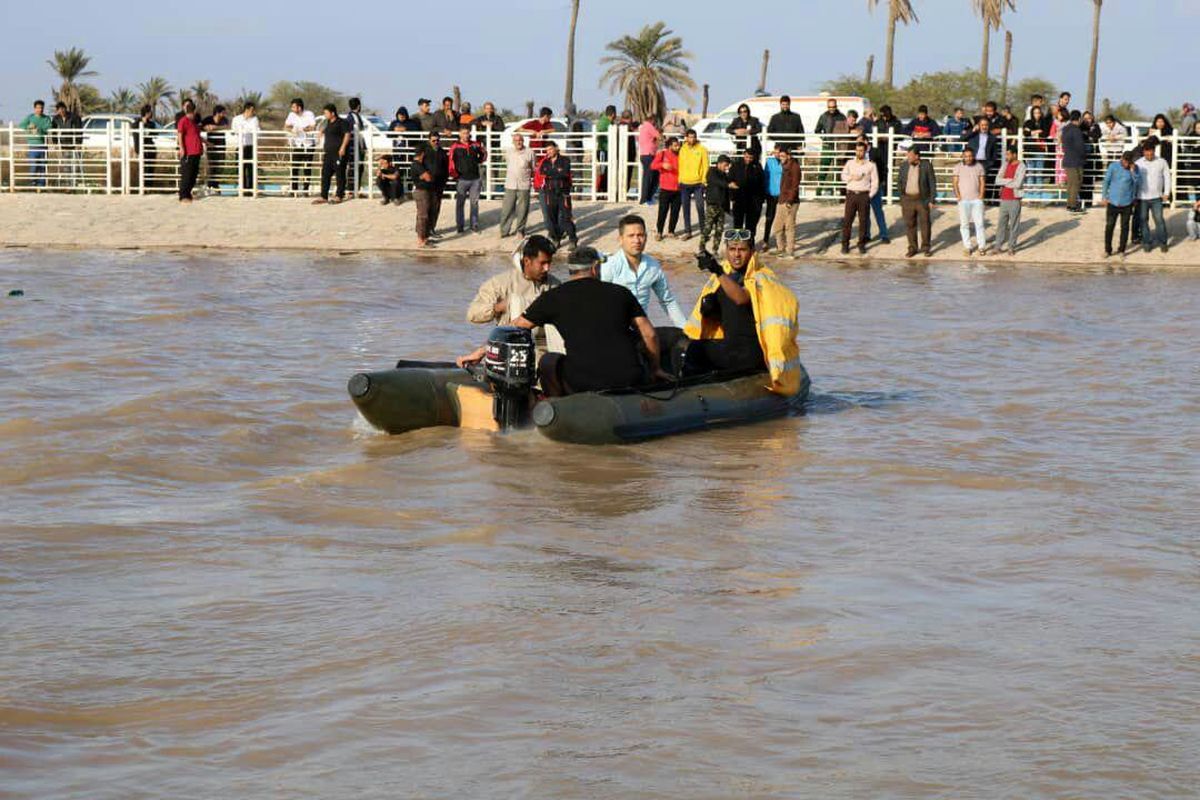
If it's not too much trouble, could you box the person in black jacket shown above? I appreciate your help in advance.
[961,117,1002,202]
[700,155,734,254]
[726,103,763,157]
[766,96,805,138]
[1060,111,1088,212]
[538,141,577,251]
[730,149,765,245]
[411,131,449,245]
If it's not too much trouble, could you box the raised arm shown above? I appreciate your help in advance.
[652,270,689,328]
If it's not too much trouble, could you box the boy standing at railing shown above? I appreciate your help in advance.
[285,98,317,195]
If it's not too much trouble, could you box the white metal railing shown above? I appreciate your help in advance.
[2,122,1195,208]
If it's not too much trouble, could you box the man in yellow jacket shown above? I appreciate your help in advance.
[682,229,806,397]
[677,128,710,242]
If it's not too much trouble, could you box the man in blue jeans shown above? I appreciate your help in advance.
[18,100,52,188]
[1134,141,1172,253]
[859,134,891,244]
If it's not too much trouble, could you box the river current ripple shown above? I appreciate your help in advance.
[1,250,1198,798]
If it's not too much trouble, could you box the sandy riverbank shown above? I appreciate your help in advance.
[1,194,1196,267]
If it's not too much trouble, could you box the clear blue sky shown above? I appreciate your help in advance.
[1,0,1193,122]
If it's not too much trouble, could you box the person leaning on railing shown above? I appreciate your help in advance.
[1023,106,1051,183]
[201,105,230,191]
[231,102,260,193]
[49,101,82,189]
[897,146,936,257]
[285,98,317,195]
[18,100,51,188]
[766,96,805,137]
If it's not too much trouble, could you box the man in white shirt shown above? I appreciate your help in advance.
[230,102,261,193]
[1135,141,1172,253]
[284,97,317,195]
[499,133,535,238]
[600,214,689,328]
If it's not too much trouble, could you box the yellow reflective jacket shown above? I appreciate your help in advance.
[682,255,803,396]
[677,142,710,186]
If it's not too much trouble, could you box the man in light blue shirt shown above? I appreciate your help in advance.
[600,214,689,328]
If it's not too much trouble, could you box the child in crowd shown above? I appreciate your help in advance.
[1187,200,1200,241]
[700,155,735,254]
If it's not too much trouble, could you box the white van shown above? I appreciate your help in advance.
[715,95,870,136]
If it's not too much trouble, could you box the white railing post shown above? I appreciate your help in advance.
[104,123,112,195]
[1169,136,1179,208]
[138,123,146,195]
[608,123,621,203]
[6,124,13,192]
[365,131,374,200]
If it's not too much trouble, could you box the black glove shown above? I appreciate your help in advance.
[696,249,724,276]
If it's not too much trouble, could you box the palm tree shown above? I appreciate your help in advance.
[973,0,1016,103]
[1086,0,1102,112]
[233,89,266,115]
[137,76,174,120]
[564,0,581,119]
[47,47,98,116]
[867,0,918,88]
[598,22,696,123]
[107,87,137,113]
[189,80,217,116]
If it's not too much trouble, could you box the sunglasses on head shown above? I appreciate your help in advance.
[722,229,753,242]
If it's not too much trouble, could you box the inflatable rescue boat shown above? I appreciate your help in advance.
[348,327,810,444]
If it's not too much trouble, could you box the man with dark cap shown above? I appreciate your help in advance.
[457,247,669,396]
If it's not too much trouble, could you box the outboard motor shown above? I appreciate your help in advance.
[483,326,536,430]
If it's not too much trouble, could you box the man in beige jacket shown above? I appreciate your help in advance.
[466,235,564,357]
[840,140,879,254]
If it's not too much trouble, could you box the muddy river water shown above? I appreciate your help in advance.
[2,249,1198,798]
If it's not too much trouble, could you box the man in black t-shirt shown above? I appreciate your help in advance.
[458,248,669,396]
[315,103,351,204]
[201,105,229,189]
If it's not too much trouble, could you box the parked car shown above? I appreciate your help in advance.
[693,118,738,154]
[81,113,176,151]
